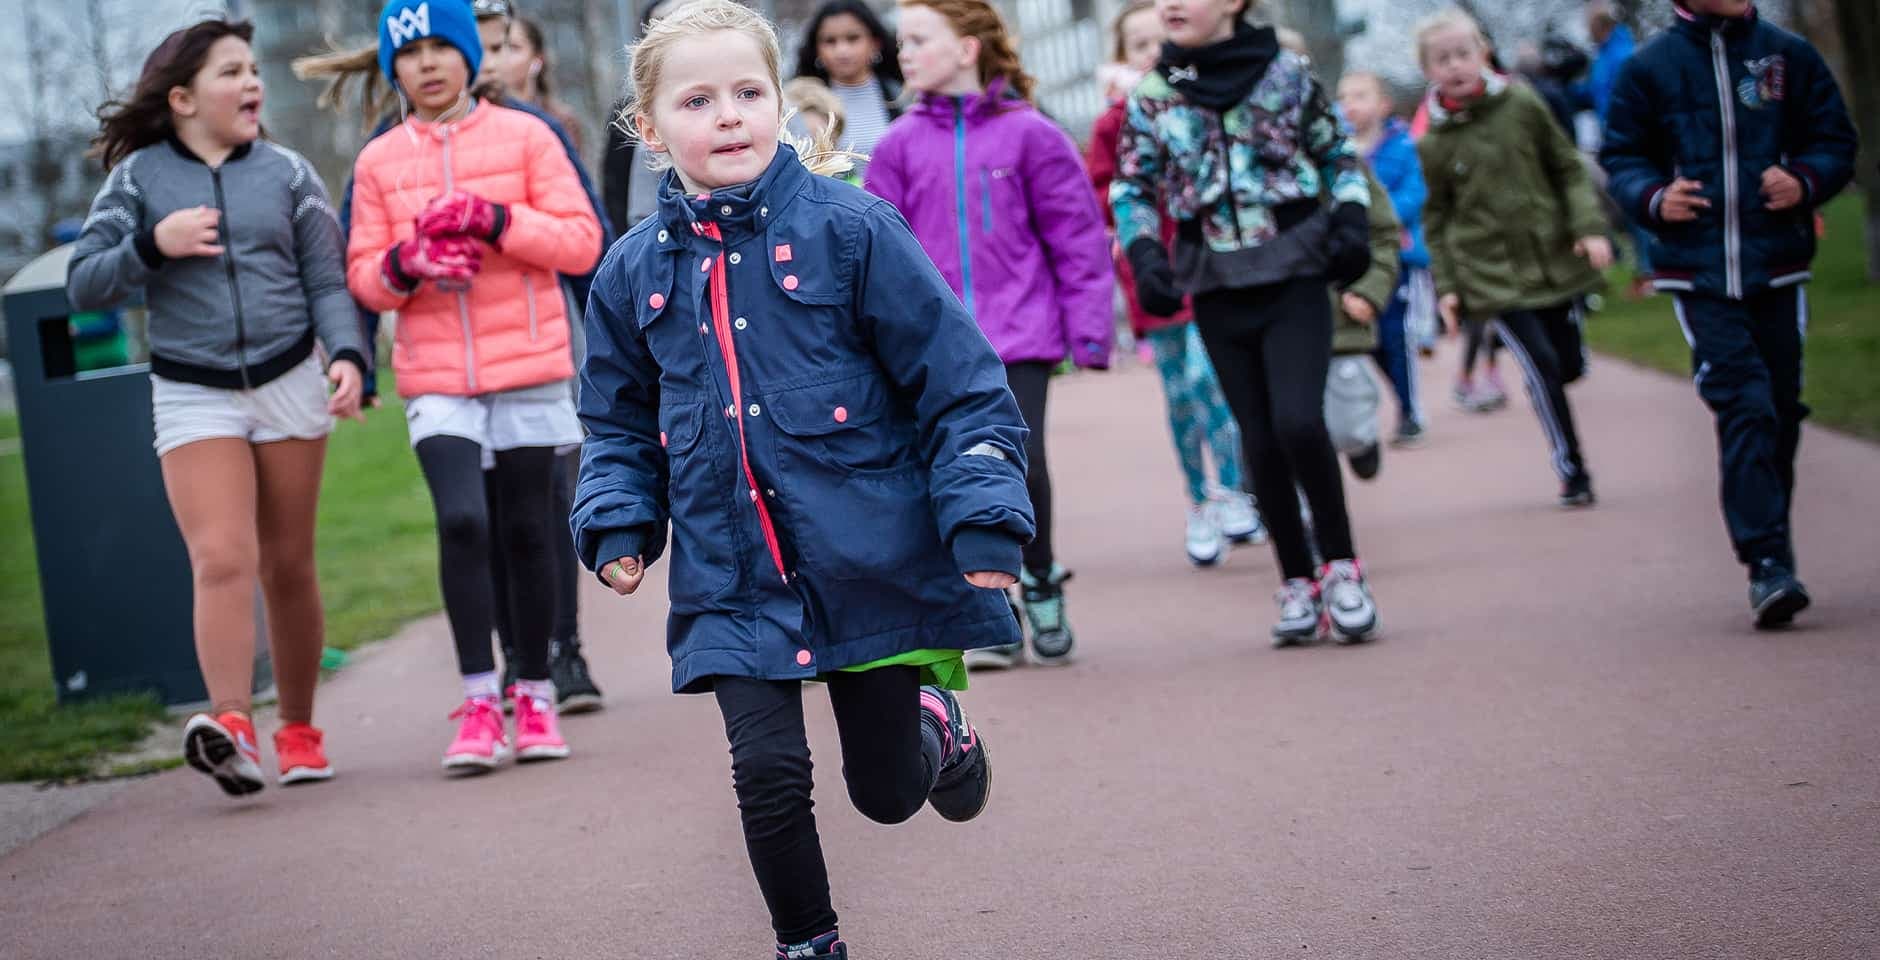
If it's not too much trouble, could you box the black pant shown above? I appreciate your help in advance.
[492,449,584,662]
[714,668,944,944]
[1674,289,1809,567]
[1462,317,1501,374]
[1193,276,1356,580]
[1492,303,1589,483]
[415,438,559,680]
[1004,362,1054,577]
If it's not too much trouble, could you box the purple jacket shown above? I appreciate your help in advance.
[866,82,1115,368]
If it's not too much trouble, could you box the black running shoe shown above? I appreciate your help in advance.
[1349,444,1382,480]
[921,686,991,823]
[551,640,604,714]
[1559,473,1596,508]
[776,931,847,959]
[1750,559,1811,630]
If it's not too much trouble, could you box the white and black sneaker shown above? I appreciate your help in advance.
[1319,559,1379,643]
[1210,490,1267,545]
[1272,578,1322,647]
[1185,504,1226,567]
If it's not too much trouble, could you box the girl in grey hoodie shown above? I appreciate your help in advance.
[68,18,366,798]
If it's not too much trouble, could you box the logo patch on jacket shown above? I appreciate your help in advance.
[1738,55,1785,110]
[387,2,432,46]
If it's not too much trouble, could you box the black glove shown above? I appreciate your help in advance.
[1126,238,1185,318]
[1327,202,1373,290]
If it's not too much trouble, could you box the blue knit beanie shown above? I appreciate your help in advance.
[378,0,483,86]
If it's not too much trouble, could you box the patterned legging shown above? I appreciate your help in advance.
[1146,324,1243,505]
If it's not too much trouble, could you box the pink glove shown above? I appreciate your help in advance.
[417,190,507,244]
[382,234,483,291]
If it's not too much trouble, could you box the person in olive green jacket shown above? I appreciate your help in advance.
[1417,9,1613,508]
[1325,168,1403,482]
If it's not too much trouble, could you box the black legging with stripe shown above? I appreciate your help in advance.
[1492,301,1590,484]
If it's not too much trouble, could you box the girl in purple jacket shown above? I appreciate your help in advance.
[866,0,1115,669]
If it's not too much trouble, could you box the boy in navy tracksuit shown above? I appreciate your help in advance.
[1601,0,1857,628]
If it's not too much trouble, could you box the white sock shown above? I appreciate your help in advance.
[463,671,501,702]
[516,678,556,707]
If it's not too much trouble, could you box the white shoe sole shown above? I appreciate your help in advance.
[183,715,265,797]
[1187,544,1225,567]
[442,743,511,773]
[278,765,334,786]
[1331,617,1379,644]
[558,692,604,715]
[517,743,572,762]
[965,647,1022,671]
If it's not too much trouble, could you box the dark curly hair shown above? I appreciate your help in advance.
[93,18,256,171]
[793,0,903,89]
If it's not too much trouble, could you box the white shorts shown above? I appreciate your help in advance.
[151,354,332,457]
[405,381,581,468]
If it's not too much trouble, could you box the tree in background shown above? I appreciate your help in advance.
[1829,0,1878,281]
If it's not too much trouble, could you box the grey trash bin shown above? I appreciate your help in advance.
[4,243,269,707]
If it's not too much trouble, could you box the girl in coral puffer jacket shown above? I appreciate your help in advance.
[346,0,602,771]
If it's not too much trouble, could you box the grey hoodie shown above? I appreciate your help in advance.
[68,136,367,389]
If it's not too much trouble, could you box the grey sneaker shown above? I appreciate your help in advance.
[1209,490,1267,545]
[1749,559,1811,630]
[1272,578,1322,647]
[1320,559,1379,643]
[1021,566,1075,664]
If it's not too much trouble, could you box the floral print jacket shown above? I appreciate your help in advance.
[1109,49,1369,258]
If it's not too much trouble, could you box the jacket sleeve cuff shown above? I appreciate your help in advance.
[487,204,510,246]
[1782,164,1818,206]
[328,349,368,375]
[133,229,167,270]
[1644,182,1670,224]
[592,528,649,582]
[381,244,418,294]
[950,526,1024,578]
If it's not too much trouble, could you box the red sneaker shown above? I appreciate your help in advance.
[274,723,334,785]
[183,711,265,797]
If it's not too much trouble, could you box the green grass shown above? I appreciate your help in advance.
[0,413,17,442]
[1586,194,1879,439]
[0,389,439,782]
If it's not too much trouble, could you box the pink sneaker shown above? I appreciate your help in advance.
[442,697,509,772]
[514,691,570,762]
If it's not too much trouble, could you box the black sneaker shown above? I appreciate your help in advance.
[1390,420,1427,448]
[1558,474,1596,508]
[1020,566,1074,664]
[1349,444,1382,481]
[1749,559,1811,630]
[776,931,847,959]
[551,640,604,714]
[920,686,991,823]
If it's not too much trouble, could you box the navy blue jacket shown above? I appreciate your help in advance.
[573,145,1034,694]
[339,98,614,395]
[1600,7,1857,299]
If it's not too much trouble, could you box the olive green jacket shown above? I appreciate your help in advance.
[1331,168,1403,356]
[1418,74,1607,319]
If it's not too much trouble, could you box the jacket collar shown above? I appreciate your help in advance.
[399,96,490,141]
[1424,70,1509,128]
[1157,19,1279,113]
[1673,3,1759,37]
[656,142,811,245]
[165,134,255,167]
[911,77,1019,124]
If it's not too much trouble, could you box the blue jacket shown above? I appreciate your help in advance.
[1367,118,1429,269]
[339,97,613,396]
[573,145,1034,694]
[1574,24,1636,122]
[1601,8,1857,299]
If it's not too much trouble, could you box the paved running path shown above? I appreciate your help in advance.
[5,348,1878,959]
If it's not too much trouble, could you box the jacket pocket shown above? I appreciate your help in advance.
[660,401,738,608]
[768,376,938,582]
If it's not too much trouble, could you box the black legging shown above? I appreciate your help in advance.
[1462,317,1503,376]
[714,667,944,944]
[415,437,559,681]
[1004,362,1054,577]
[1192,276,1357,581]
[491,448,583,660]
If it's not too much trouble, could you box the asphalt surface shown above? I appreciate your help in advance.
[4,348,1877,959]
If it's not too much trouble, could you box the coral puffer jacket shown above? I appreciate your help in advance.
[347,101,603,397]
